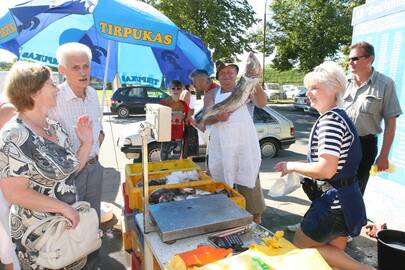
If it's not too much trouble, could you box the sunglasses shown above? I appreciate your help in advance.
[348,55,369,62]
[171,87,183,90]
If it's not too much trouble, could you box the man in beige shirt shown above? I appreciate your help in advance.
[343,41,402,194]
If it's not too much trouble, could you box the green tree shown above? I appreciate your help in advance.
[153,0,258,60]
[267,0,365,71]
[0,61,14,71]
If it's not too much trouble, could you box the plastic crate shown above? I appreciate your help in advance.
[126,178,246,212]
[125,159,214,211]
[127,159,200,178]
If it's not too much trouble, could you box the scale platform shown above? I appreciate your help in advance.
[149,194,252,242]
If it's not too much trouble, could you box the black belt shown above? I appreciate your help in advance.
[87,156,98,165]
[329,176,357,189]
[360,134,376,139]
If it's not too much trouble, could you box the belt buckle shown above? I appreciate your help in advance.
[320,182,333,192]
[87,157,97,165]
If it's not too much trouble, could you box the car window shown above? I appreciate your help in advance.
[127,87,145,98]
[264,83,282,90]
[146,88,169,99]
[253,107,277,123]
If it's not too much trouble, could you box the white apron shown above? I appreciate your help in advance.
[208,89,261,188]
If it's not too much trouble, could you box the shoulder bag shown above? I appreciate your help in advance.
[21,201,102,269]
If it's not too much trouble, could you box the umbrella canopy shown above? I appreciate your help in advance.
[0,0,214,87]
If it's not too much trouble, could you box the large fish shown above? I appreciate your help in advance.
[195,52,261,123]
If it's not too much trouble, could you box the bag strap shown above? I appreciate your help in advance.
[21,215,66,250]
[21,201,91,250]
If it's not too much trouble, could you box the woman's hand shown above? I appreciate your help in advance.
[61,204,80,229]
[75,115,93,146]
[274,161,293,177]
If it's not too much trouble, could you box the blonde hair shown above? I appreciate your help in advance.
[5,61,51,112]
[56,42,92,67]
[304,61,347,106]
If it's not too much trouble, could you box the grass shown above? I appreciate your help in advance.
[97,89,112,106]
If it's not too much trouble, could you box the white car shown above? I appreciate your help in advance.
[117,105,296,162]
[264,83,286,100]
[283,85,302,99]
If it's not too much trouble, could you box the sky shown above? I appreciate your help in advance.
[0,0,269,68]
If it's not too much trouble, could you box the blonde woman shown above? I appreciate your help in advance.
[275,62,374,270]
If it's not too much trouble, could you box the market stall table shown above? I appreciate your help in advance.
[135,214,269,269]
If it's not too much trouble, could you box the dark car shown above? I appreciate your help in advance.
[110,86,169,118]
[293,88,318,114]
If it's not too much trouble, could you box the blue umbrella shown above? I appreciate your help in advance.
[0,0,214,90]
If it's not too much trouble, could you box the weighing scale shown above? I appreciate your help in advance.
[149,194,252,242]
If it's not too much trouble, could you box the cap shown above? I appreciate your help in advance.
[215,60,239,80]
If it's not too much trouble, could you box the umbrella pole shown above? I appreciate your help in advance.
[100,40,112,120]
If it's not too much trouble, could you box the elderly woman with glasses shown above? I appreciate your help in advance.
[0,62,93,269]
[275,62,374,270]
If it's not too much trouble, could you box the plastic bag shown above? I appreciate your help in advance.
[268,173,301,197]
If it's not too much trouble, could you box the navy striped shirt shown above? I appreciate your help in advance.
[309,109,355,209]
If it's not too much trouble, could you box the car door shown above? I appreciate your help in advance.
[126,86,147,114]
[253,107,281,140]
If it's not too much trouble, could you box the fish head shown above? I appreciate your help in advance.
[245,52,262,78]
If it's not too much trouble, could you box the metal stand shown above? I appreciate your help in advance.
[139,122,153,234]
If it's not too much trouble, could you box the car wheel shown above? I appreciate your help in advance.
[117,106,130,118]
[260,139,279,158]
[148,142,161,162]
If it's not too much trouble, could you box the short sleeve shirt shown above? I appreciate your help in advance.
[49,82,103,158]
[343,69,402,136]
[0,118,80,268]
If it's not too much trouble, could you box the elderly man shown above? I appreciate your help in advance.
[50,42,105,217]
[203,60,267,224]
[343,41,402,195]
[189,69,219,112]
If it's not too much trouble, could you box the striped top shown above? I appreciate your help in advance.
[309,108,355,209]
[309,109,354,172]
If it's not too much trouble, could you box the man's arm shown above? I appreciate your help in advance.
[250,84,267,108]
[375,116,396,171]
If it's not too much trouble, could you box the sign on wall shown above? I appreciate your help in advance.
[352,0,405,230]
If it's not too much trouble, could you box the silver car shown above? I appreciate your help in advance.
[118,105,296,162]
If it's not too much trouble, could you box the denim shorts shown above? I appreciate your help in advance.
[301,199,348,243]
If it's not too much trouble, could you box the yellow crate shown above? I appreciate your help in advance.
[122,231,132,251]
[126,159,200,178]
[125,176,245,211]
[125,159,214,211]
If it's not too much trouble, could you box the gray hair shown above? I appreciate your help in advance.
[56,42,92,67]
[189,69,211,81]
[303,61,347,107]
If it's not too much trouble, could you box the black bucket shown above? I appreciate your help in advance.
[377,229,405,270]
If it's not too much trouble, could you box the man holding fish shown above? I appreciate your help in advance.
[196,53,267,224]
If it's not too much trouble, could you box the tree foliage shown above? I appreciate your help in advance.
[268,0,365,71]
[150,0,258,60]
[0,61,14,71]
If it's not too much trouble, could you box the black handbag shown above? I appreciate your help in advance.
[182,124,199,157]
[301,177,323,201]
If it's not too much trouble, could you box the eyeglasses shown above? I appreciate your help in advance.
[348,55,369,62]
[171,87,182,91]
